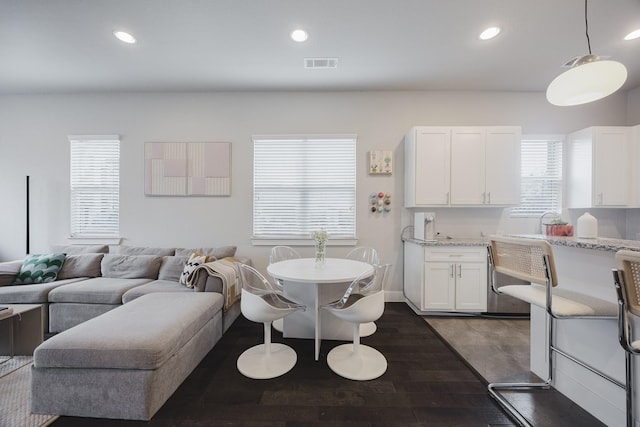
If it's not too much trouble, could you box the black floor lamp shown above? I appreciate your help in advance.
[26,175,30,255]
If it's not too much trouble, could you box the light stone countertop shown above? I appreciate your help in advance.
[509,233,640,253]
[402,237,489,247]
[403,234,640,253]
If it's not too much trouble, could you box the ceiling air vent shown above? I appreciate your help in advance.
[304,57,339,69]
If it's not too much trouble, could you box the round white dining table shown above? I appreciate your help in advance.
[267,258,374,361]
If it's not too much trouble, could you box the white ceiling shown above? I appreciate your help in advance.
[1,0,639,95]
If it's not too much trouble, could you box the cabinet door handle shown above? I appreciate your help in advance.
[598,192,603,205]
[487,192,491,204]
[457,264,462,278]
[446,192,450,205]
[482,192,486,204]
[450,264,454,278]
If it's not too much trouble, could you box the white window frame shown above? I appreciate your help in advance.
[511,134,563,217]
[69,135,120,240]
[251,134,357,246]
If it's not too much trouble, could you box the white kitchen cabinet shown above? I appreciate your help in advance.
[404,242,487,313]
[633,125,640,207]
[566,126,631,208]
[450,128,485,205]
[404,127,451,206]
[484,128,522,205]
[405,126,521,207]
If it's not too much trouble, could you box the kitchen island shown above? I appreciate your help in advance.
[511,234,640,427]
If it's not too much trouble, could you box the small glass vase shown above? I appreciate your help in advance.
[314,242,326,269]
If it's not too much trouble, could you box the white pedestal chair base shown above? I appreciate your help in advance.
[327,343,387,381]
[359,322,376,337]
[272,318,283,333]
[237,343,297,379]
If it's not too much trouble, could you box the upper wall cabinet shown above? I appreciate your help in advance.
[566,126,631,208]
[634,125,640,207]
[404,126,521,207]
[404,127,451,206]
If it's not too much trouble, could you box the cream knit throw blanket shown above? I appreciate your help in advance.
[185,257,242,311]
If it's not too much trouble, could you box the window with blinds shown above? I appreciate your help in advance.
[252,135,356,239]
[512,135,563,216]
[69,135,120,238]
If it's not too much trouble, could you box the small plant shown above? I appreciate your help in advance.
[311,229,328,245]
[311,229,328,267]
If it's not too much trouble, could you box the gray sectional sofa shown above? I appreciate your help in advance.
[0,243,249,421]
[0,244,246,334]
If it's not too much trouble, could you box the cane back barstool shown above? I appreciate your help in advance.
[487,235,618,426]
[612,249,640,427]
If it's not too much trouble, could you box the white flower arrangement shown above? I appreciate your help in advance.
[311,229,328,266]
[311,228,328,245]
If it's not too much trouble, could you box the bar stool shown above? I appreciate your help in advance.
[612,249,640,427]
[237,264,305,379]
[487,235,618,427]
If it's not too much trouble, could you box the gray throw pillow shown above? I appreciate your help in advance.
[0,260,25,286]
[109,245,176,256]
[158,256,189,282]
[101,255,163,279]
[57,254,104,279]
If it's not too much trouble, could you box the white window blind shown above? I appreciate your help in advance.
[253,135,356,239]
[69,135,120,237]
[512,135,563,216]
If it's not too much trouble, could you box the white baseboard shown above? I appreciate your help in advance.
[384,290,404,302]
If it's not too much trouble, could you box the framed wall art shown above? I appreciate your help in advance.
[369,149,393,175]
[144,142,231,196]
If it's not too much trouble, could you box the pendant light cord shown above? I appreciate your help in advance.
[585,0,592,54]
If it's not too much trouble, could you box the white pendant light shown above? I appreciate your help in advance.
[546,0,627,106]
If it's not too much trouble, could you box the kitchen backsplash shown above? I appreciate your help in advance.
[404,207,638,240]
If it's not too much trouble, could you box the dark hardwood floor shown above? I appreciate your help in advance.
[49,303,598,426]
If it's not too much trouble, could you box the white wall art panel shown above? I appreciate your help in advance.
[145,142,231,196]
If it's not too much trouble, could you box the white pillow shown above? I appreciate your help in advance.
[179,253,208,286]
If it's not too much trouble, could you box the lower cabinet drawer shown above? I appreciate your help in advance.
[424,246,486,262]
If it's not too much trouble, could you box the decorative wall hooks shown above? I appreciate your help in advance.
[369,192,391,213]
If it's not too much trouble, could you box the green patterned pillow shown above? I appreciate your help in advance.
[14,253,67,285]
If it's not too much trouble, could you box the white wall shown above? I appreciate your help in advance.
[0,89,631,299]
[628,86,640,125]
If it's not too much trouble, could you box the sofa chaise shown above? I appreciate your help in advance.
[32,292,223,420]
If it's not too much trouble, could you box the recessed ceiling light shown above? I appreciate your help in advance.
[624,28,640,41]
[479,27,501,40]
[113,30,136,44]
[290,29,308,43]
